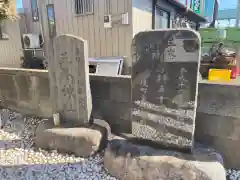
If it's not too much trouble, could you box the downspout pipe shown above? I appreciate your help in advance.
[152,0,157,29]
[209,0,219,28]
[236,0,240,27]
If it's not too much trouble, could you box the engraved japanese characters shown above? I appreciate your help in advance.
[50,34,92,125]
[132,29,201,152]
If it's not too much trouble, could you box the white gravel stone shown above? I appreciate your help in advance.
[0,109,118,180]
[226,169,240,180]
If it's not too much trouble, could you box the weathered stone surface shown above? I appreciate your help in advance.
[104,137,226,180]
[196,82,240,168]
[131,29,201,152]
[0,68,132,132]
[0,69,52,118]
[49,34,92,125]
[35,119,110,157]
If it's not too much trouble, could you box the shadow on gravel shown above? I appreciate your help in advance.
[107,137,224,164]
[0,154,110,179]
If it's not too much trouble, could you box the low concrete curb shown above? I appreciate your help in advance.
[35,119,110,157]
[104,136,226,180]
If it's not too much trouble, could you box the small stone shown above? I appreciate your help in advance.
[35,120,110,158]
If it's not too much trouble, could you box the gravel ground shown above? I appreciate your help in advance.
[0,109,118,180]
[0,109,236,180]
[227,169,240,180]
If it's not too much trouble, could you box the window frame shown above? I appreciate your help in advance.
[46,4,56,38]
[74,0,94,15]
[153,5,170,29]
[0,23,3,40]
[31,0,39,22]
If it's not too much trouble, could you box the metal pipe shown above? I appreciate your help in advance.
[236,0,240,27]
[209,0,219,28]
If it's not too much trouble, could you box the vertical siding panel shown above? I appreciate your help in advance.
[63,0,69,33]
[59,0,65,33]
[55,0,63,35]
[132,0,152,35]
[19,14,28,34]
[98,0,106,56]
[23,0,32,33]
[62,0,67,34]
[82,15,92,57]
[77,17,84,38]
[82,2,89,42]
[65,0,72,34]
[93,0,101,57]
[104,0,112,57]
[53,0,60,34]
[68,0,74,35]
[71,3,78,35]
[0,20,22,67]
[88,10,95,57]
[75,14,84,38]
[53,0,60,35]
[117,0,125,57]
[7,22,11,65]
[60,0,67,33]
[111,0,118,56]
[124,0,133,74]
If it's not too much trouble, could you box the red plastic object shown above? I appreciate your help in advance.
[237,67,240,76]
[230,66,237,79]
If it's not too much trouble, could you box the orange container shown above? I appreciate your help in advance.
[208,69,232,81]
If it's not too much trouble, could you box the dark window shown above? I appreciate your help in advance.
[89,65,97,73]
[75,0,94,15]
[0,23,3,39]
[31,0,39,21]
[154,6,170,29]
[47,4,56,37]
[0,22,9,40]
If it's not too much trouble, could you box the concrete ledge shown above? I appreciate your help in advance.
[104,136,226,180]
[0,68,132,134]
[35,119,111,157]
[196,112,240,168]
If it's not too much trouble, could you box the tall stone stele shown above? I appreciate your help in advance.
[131,29,201,152]
[48,34,92,125]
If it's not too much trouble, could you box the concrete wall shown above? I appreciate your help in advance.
[196,81,240,169]
[0,68,52,117]
[0,68,132,134]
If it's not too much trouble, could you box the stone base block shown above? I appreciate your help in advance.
[104,136,226,180]
[35,119,110,157]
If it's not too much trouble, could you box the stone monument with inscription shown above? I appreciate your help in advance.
[48,34,92,125]
[131,29,201,152]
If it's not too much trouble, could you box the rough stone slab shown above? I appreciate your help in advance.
[35,119,110,157]
[49,34,92,125]
[131,29,201,151]
[104,136,226,180]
